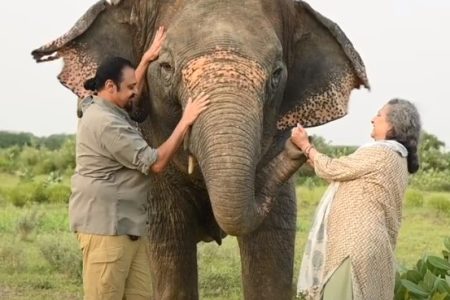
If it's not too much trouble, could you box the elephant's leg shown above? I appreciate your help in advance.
[237,180,297,300]
[147,183,200,300]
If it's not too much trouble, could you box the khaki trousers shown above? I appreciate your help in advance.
[76,233,152,300]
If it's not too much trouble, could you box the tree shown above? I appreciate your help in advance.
[419,132,450,172]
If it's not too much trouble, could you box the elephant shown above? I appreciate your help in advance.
[32,0,369,299]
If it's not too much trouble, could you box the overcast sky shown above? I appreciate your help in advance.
[1,0,449,146]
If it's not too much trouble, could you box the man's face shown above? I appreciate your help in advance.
[112,66,138,108]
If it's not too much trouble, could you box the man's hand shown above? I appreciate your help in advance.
[181,92,210,126]
[143,26,166,63]
[135,26,167,97]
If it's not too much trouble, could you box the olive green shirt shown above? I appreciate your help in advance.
[69,96,158,236]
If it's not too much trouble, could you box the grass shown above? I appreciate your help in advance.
[0,177,449,299]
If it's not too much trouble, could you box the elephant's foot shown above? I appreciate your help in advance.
[237,183,297,300]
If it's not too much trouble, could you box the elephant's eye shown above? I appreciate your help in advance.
[271,67,283,90]
[160,62,174,81]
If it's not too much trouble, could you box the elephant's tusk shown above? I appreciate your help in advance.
[188,155,196,175]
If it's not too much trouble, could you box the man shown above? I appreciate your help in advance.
[70,27,209,299]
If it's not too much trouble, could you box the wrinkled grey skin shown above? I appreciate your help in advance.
[32,0,369,299]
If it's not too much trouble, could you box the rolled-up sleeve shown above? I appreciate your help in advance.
[100,119,158,175]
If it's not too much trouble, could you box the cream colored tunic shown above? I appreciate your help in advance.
[314,146,408,300]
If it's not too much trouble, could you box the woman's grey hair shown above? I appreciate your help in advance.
[386,98,422,174]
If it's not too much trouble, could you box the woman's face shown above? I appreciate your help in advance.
[371,104,393,140]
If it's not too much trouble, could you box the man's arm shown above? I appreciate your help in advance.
[150,93,210,173]
[135,26,166,96]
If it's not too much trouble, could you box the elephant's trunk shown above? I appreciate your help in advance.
[184,50,306,235]
[190,97,305,236]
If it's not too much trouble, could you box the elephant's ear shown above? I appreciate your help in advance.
[31,0,158,120]
[277,1,370,132]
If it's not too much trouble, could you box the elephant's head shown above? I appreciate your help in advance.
[32,0,369,236]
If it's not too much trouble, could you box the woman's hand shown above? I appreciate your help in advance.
[142,26,166,63]
[291,123,310,151]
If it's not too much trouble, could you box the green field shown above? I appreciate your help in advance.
[1,179,450,300]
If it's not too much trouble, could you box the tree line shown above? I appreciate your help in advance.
[0,130,448,191]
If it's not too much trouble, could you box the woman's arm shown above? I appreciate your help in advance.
[291,124,383,182]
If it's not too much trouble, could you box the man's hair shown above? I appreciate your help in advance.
[386,98,422,174]
[83,57,135,92]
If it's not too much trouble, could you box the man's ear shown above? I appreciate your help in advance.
[104,79,116,92]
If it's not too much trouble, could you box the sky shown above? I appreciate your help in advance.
[1,0,449,147]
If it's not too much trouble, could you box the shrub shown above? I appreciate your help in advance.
[0,240,27,273]
[16,209,43,241]
[395,238,450,299]
[404,190,424,208]
[428,195,450,216]
[410,171,450,192]
[6,180,48,207]
[39,235,82,282]
[46,183,71,204]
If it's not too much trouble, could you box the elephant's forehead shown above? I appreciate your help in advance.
[181,49,267,94]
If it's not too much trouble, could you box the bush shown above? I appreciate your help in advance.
[16,209,43,241]
[395,238,450,299]
[39,235,82,282]
[404,190,424,208]
[0,240,27,273]
[46,183,71,204]
[411,171,450,192]
[428,195,450,216]
[6,180,48,207]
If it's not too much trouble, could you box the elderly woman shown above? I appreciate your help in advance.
[292,99,421,300]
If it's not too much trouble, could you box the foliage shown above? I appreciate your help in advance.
[428,196,450,217]
[0,131,34,148]
[5,178,71,207]
[419,132,450,173]
[405,190,425,208]
[395,238,450,300]
[38,235,82,282]
[16,208,44,241]
[0,134,75,176]
[0,240,27,273]
[46,183,71,204]
[411,171,450,192]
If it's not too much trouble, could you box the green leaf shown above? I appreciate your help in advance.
[444,237,450,252]
[407,270,424,284]
[431,292,448,300]
[423,270,437,292]
[446,275,450,285]
[435,278,450,293]
[429,256,450,271]
[417,258,428,276]
[401,279,430,297]
[443,250,449,261]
